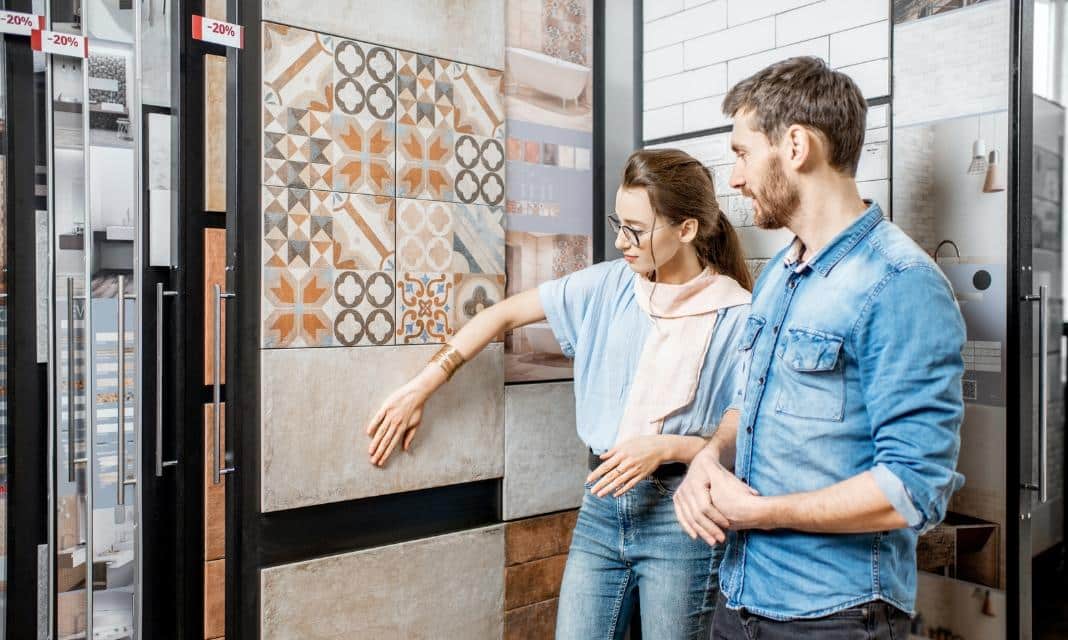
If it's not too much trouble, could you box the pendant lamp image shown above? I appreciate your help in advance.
[984,149,1005,192]
[968,117,988,175]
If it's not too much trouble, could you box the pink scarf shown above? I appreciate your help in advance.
[614,268,751,445]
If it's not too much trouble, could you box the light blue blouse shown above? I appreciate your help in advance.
[538,259,750,453]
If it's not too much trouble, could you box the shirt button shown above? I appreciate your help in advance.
[758,377,765,385]
[773,325,779,334]
[746,426,753,433]
[789,281,797,289]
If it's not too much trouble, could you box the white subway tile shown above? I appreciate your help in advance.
[775,0,888,47]
[645,0,685,23]
[726,36,828,88]
[867,103,889,128]
[858,179,889,213]
[830,21,889,68]
[644,64,728,109]
[685,0,718,8]
[644,104,685,140]
[644,43,685,80]
[685,17,775,69]
[644,0,727,51]
[683,95,732,132]
[838,57,889,98]
[727,0,820,27]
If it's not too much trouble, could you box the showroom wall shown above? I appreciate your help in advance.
[248,0,599,637]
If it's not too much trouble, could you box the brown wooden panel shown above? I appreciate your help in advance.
[204,54,227,212]
[204,403,226,560]
[505,511,577,566]
[504,553,568,611]
[504,598,557,640]
[58,589,88,637]
[205,559,226,639]
[204,228,226,384]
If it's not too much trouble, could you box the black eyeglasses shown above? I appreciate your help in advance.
[608,214,655,248]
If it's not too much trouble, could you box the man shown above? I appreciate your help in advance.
[673,56,966,639]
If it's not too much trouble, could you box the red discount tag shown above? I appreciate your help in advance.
[30,29,88,58]
[192,15,244,49]
[0,10,44,36]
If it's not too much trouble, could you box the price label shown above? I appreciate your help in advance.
[30,29,88,58]
[0,10,44,36]
[192,15,243,49]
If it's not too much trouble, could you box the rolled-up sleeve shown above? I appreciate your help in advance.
[854,265,966,533]
[538,260,617,359]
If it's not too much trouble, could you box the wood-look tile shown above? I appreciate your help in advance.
[204,558,225,639]
[203,403,225,561]
[203,228,226,384]
[204,55,227,212]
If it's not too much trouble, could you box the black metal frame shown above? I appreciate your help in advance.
[4,0,48,635]
[223,3,609,638]
[1008,0,1035,637]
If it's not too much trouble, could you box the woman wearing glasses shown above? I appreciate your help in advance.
[366,148,752,639]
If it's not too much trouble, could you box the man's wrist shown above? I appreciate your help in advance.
[757,495,790,530]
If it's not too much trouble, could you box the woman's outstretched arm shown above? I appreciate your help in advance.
[366,288,547,465]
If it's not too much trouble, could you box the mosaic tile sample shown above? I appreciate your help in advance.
[261,526,504,638]
[260,343,504,510]
[261,185,396,348]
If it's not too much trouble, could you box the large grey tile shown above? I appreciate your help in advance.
[261,343,504,511]
[262,0,506,70]
[261,525,504,639]
[503,382,587,520]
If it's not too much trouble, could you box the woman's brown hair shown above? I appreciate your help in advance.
[621,148,753,291]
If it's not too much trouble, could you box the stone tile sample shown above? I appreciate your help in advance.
[261,0,506,70]
[204,558,225,638]
[503,381,586,520]
[261,343,504,511]
[261,525,504,639]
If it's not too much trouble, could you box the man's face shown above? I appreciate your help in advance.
[728,112,800,230]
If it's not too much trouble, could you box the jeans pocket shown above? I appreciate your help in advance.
[651,476,678,497]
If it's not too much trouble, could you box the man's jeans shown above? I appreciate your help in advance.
[711,593,910,639]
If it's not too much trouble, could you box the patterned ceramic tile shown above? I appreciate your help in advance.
[263,105,334,191]
[263,267,335,348]
[396,272,454,344]
[449,133,505,206]
[329,191,396,271]
[330,114,395,196]
[396,124,455,202]
[396,199,504,276]
[397,51,503,138]
[262,186,395,348]
[453,273,505,336]
[396,199,455,273]
[544,0,589,65]
[451,203,504,273]
[332,270,396,346]
[333,39,397,120]
[263,23,334,112]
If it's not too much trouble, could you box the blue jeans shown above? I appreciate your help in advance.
[555,476,721,639]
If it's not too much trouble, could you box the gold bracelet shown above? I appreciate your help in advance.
[430,343,466,381]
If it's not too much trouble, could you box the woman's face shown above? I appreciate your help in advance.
[613,186,685,274]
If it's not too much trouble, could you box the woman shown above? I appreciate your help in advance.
[366,148,752,639]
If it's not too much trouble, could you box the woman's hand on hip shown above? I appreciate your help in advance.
[366,374,436,466]
[587,436,668,497]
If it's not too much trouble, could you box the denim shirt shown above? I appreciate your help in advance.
[718,203,966,619]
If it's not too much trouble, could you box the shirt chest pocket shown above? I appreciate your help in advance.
[774,327,845,421]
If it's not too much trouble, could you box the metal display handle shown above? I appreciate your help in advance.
[212,284,235,484]
[155,282,178,476]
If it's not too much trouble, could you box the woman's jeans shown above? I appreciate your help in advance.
[555,476,721,640]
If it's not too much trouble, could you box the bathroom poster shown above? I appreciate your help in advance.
[503,0,595,382]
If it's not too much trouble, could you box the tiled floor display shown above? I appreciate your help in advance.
[261,21,506,349]
[261,525,505,639]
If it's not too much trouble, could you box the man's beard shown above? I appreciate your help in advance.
[746,156,799,230]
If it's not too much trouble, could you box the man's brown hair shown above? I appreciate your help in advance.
[722,56,867,175]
